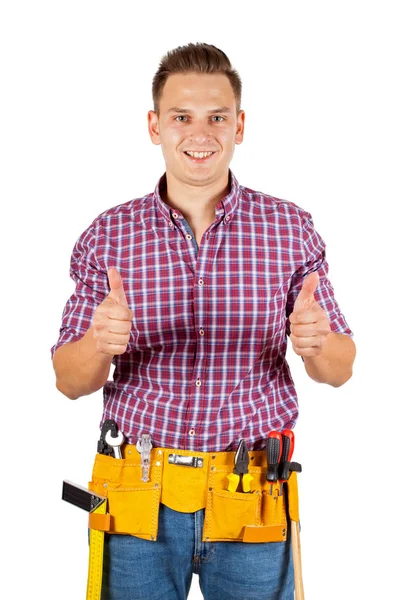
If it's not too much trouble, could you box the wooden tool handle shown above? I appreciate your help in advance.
[291,520,305,600]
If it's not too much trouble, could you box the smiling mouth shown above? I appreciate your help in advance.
[183,151,217,163]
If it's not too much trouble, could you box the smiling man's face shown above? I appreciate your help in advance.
[148,72,245,187]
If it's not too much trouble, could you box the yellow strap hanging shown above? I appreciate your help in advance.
[86,501,107,600]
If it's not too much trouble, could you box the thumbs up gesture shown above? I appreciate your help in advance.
[289,272,332,358]
[91,267,134,355]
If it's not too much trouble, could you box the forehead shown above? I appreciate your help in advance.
[160,73,236,111]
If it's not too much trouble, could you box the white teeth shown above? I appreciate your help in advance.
[186,151,213,158]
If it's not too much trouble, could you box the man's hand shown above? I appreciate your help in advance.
[92,267,134,355]
[289,271,332,358]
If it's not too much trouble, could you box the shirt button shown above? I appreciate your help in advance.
[199,328,205,336]
[186,234,192,240]
[225,215,230,223]
[189,429,195,436]
[198,278,204,286]
[195,379,201,387]
[172,212,179,219]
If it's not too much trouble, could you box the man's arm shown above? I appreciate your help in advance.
[289,271,356,387]
[53,327,114,400]
[302,332,356,387]
[53,268,133,400]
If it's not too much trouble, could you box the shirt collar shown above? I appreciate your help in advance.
[153,169,241,229]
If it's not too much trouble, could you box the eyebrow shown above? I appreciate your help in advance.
[167,106,232,114]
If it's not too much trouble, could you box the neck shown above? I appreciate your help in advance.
[161,170,230,224]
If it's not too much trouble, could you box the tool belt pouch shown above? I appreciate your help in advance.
[286,470,300,522]
[202,451,288,544]
[88,451,163,541]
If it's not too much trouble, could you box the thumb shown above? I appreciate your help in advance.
[107,267,128,306]
[293,271,319,311]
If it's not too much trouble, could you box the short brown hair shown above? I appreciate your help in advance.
[152,42,242,116]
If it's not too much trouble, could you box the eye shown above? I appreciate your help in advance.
[174,115,225,123]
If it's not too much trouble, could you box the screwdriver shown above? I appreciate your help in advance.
[266,431,282,494]
[278,429,295,495]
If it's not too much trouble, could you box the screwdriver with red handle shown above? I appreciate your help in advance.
[278,428,295,495]
[266,431,282,494]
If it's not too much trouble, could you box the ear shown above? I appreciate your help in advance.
[235,110,245,145]
[148,110,161,145]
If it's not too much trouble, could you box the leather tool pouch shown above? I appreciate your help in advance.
[88,450,163,541]
[202,451,289,543]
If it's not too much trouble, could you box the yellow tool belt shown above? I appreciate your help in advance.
[88,444,300,544]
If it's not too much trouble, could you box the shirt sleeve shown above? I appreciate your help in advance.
[50,220,109,358]
[285,211,354,339]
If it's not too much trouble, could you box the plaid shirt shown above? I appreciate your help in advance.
[51,169,353,452]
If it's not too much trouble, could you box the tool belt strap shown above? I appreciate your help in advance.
[88,511,111,532]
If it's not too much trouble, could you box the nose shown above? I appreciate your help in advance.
[188,120,213,145]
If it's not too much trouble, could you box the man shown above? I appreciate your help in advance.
[52,42,356,600]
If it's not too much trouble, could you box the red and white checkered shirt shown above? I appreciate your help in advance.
[51,169,353,451]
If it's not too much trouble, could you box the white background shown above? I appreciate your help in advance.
[1,1,399,598]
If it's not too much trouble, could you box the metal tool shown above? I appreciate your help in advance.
[168,454,204,468]
[266,430,282,494]
[227,439,253,493]
[136,433,153,482]
[104,429,125,458]
[61,481,107,600]
[97,419,119,456]
[62,480,106,512]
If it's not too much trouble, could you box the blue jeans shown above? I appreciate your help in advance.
[101,503,294,600]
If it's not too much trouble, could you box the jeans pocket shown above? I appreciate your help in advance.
[203,487,261,541]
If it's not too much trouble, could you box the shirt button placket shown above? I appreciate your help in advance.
[196,280,204,389]
[193,275,205,441]
[171,211,180,230]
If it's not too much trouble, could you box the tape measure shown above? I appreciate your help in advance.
[62,480,106,600]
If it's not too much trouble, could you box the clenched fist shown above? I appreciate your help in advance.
[92,267,134,355]
[289,271,332,358]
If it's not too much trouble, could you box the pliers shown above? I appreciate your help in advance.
[227,439,253,493]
